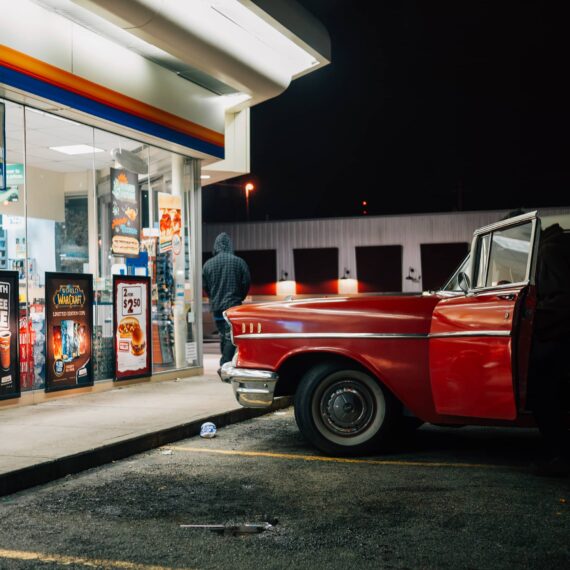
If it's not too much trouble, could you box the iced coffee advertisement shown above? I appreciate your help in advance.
[0,271,20,400]
[45,273,93,392]
[113,275,151,380]
[158,192,182,255]
[111,167,140,257]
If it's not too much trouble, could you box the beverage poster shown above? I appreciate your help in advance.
[158,193,182,255]
[0,271,20,399]
[45,272,93,392]
[111,167,140,257]
[113,275,151,381]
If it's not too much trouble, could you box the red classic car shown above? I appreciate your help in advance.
[221,211,569,455]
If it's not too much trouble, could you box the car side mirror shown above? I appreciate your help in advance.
[458,272,471,294]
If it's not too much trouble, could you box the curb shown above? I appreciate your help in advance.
[0,397,293,497]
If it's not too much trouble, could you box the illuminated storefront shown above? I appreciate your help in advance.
[0,0,330,401]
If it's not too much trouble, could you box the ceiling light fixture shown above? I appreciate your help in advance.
[50,145,104,155]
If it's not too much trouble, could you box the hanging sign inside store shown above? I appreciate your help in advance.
[0,102,6,192]
[0,271,20,400]
[111,167,140,257]
[158,193,182,255]
[113,275,152,381]
[0,164,24,203]
[45,272,94,392]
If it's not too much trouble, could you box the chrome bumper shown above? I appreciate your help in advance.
[220,363,279,408]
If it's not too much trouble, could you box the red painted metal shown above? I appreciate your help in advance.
[429,288,523,420]
[226,286,534,426]
[227,295,441,421]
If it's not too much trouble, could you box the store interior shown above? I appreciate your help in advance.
[0,98,199,391]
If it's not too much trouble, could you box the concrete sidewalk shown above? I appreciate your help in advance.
[0,352,291,496]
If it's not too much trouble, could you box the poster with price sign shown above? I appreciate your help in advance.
[113,275,151,380]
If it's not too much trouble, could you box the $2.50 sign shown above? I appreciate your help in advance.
[122,286,142,316]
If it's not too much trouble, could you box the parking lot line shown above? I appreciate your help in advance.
[0,548,193,570]
[165,446,505,469]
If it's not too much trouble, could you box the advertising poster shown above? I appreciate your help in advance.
[0,271,20,400]
[158,192,182,255]
[111,167,140,257]
[113,275,151,380]
[45,272,93,392]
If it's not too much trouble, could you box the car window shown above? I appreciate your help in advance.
[473,221,534,289]
[441,255,470,292]
[485,222,533,286]
[475,234,491,288]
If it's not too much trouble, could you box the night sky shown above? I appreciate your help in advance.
[202,1,569,223]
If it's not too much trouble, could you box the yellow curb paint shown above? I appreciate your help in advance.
[164,446,504,469]
[0,548,192,570]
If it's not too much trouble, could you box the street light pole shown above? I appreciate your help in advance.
[210,180,256,221]
[245,182,254,221]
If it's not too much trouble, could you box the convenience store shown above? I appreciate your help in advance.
[0,0,330,403]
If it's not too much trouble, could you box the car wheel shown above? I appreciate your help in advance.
[294,362,397,456]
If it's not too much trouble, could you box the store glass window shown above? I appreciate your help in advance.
[0,100,29,390]
[93,132,197,375]
[23,109,95,390]
[1,99,199,393]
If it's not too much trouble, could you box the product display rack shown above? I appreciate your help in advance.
[154,250,175,367]
[0,228,7,270]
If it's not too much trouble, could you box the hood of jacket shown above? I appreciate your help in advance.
[213,232,234,255]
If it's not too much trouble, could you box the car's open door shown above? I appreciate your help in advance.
[429,212,539,420]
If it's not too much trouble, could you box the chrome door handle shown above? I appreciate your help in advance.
[498,293,515,301]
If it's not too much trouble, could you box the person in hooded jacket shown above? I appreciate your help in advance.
[203,233,251,368]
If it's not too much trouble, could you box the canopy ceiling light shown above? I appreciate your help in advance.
[34,0,330,109]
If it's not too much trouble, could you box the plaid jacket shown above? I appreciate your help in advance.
[203,233,250,313]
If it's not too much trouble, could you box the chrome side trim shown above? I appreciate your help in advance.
[236,330,511,340]
[473,210,538,236]
[429,330,511,339]
[237,332,428,340]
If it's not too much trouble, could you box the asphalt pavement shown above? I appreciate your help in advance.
[0,409,568,569]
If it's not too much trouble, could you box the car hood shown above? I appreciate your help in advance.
[226,294,440,337]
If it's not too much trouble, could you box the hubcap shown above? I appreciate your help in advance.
[320,380,375,436]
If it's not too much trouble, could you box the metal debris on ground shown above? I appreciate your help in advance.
[160,449,173,455]
[180,522,275,536]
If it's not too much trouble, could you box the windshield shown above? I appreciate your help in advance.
[441,255,470,292]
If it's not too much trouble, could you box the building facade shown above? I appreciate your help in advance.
[204,208,570,301]
[0,0,330,404]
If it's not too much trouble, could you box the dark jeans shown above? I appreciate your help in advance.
[529,337,570,457]
[213,311,235,366]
